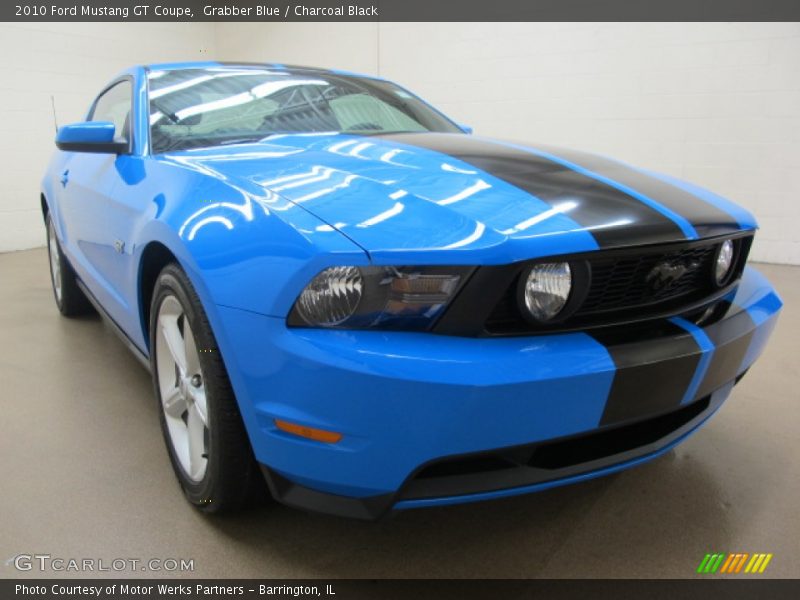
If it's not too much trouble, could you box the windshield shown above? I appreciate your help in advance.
[147,67,462,153]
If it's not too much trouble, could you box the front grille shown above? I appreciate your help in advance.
[576,244,717,315]
[481,234,752,335]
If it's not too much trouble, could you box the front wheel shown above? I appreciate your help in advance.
[46,214,93,316]
[150,263,266,513]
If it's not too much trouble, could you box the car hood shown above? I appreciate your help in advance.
[165,132,755,263]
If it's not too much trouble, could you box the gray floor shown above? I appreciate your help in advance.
[1,247,798,579]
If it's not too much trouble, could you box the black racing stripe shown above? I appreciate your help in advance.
[692,303,755,401]
[593,302,757,426]
[381,133,687,248]
[535,144,742,239]
[592,321,702,426]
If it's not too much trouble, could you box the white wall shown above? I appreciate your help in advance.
[0,22,216,252]
[218,22,378,76]
[3,23,799,264]
[217,22,800,265]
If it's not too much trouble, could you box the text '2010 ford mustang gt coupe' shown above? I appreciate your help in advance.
[42,62,782,519]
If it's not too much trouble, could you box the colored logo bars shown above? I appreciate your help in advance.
[697,553,773,574]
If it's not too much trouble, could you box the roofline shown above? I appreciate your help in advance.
[143,61,385,81]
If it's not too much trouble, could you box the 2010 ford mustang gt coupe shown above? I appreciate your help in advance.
[42,62,782,519]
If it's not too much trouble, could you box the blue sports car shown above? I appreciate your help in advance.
[42,62,782,518]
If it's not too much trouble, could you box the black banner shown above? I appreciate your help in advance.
[3,580,800,600]
[3,0,800,22]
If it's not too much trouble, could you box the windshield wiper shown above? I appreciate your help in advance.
[150,99,179,124]
[218,136,267,146]
[347,130,426,137]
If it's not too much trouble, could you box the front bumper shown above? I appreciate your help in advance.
[215,267,781,519]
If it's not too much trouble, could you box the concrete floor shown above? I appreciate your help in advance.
[0,247,798,579]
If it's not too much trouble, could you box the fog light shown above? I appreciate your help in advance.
[715,239,735,285]
[523,262,573,322]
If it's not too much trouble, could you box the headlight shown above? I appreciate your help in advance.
[521,262,573,322]
[289,266,473,330]
[714,239,735,285]
[295,266,363,326]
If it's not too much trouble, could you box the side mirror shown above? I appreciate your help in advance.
[55,121,128,154]
[458,123,474,134]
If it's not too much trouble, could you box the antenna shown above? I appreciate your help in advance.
[50,95,58,133]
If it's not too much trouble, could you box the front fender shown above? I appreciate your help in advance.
[133,158,368,347]
[40,151,71,237]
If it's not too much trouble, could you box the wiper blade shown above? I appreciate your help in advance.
[218,137,266,146]
[156,136,269,154]
[346,130,426,137]
[150,99,179,124]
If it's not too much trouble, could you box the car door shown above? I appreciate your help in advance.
[59,78,144,342]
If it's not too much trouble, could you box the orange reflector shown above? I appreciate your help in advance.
[274,419,342,444]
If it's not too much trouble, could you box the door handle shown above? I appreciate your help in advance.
[60,169,69,187]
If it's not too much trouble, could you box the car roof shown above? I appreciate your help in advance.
[144,61,382,81]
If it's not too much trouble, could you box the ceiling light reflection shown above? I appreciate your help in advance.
[292,174,358,204]
[355,202,405,228]
[499,200,579,235]
[187,216,233,240]
[442,222,486,249]
[441,163,477,174]
[436,179,491,206]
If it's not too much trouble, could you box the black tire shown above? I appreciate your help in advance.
[149,263,267,513]
[45,214,93,316]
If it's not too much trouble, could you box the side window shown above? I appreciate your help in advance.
[90,80,132,141]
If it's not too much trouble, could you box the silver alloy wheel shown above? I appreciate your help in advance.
[155,295,209,482]
[48,220,62,304]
